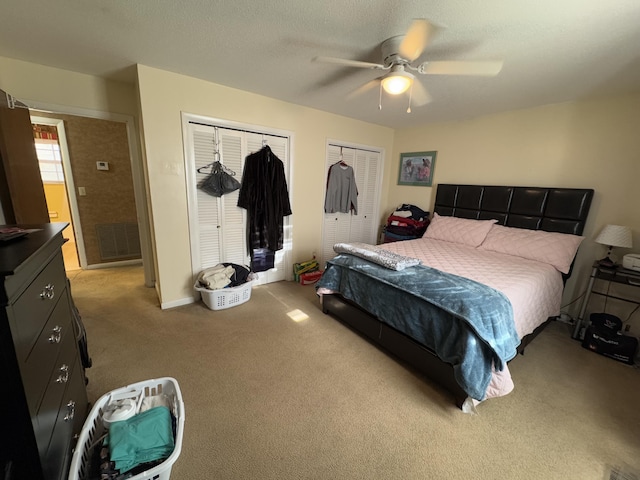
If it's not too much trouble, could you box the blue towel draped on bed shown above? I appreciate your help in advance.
[316,254,520,400]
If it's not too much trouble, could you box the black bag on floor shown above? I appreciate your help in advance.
[582,313,637,365]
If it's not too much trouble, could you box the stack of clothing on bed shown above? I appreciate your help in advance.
[382,204,430,243]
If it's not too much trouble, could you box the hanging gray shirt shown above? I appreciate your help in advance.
[324,163,358,214]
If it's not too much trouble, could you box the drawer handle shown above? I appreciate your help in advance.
[40,283,55,300]
[56,364,69,383]
[64,400,76,422]
[48,325,62,344]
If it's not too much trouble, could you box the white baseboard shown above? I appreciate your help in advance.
[85,259,143,269]
[160,296,195,310]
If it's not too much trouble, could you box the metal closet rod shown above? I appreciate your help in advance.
[328,143,379,154]
[188,121,288,139]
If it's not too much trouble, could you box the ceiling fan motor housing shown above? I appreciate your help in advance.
[381,36,409,66]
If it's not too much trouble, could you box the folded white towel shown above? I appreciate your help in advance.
[197,264,235,289]
[392,210,412,218]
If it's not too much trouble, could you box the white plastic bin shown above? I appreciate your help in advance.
[69,377,185,480]
[194,279,253,310]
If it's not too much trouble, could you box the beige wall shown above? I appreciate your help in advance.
[43,182,73,229]
[0,56,137,117]
[389,93,640,323]
[136,65,395,307]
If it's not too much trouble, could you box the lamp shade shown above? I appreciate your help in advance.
[594,225,633,248]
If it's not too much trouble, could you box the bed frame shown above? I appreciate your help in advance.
[321,184,594,407]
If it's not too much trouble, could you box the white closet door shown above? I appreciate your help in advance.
[218,130,247,266]
[321,144,382,265]
[193,126,223,270]
[191,125,248,271]
[322,145,353,263]
[350,150,380,244]
[322,214,351,262]
[246,133,290,284]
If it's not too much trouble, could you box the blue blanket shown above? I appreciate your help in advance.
[316,254,520,400]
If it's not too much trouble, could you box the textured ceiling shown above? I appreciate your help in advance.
[1,0,639,129]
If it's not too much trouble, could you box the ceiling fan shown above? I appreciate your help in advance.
[313,19,503,112]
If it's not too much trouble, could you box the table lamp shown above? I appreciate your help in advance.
[594,224,632,267]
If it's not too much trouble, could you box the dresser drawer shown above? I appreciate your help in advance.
[33,348,82,461]
[42,361,87,480]
[10,252,67,361]
[20,293,73,415]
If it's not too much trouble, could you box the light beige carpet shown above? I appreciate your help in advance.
[68,266,640,480]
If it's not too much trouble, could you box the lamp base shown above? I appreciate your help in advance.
[597,256,617,268]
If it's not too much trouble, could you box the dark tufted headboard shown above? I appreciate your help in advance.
[433,184,594,236]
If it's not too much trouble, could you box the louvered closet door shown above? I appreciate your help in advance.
[192,125,247,271]
[246,133,290,284]
[350,150,380,243]
[193,125,223,269]
[218,130,246,265]
[187,119,292,287]
[322,145,380,265]
[322,146,354,263]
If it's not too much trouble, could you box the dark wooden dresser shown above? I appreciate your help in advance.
[0,223,88,480]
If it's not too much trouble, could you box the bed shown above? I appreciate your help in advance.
[316,184,594,410]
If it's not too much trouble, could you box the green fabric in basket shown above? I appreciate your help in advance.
[107,405,174,473]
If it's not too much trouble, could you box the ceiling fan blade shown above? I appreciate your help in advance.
[313,56,385,69]
[399,19,439,62]
[418,60,503,76]
[411,80,432,106]
[346,79,380,100]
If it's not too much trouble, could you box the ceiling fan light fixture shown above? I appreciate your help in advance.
[381,69,413,95]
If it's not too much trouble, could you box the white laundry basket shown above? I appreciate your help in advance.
[195,279,254,310]
[194,264,257,310]
[69,377,185,480]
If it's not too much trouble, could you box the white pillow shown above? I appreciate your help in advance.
[478,224,584,273]
[423,213,497,247]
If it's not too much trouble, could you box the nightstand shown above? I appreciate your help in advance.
[572,262,640,339]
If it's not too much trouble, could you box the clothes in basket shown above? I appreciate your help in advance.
[106,406,175,474]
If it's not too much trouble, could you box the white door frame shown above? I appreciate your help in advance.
[182,112,295,285]
[27,101,155,287]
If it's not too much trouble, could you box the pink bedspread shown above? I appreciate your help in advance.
[382,237,563,338]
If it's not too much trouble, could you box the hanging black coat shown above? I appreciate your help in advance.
[237,145,292,254]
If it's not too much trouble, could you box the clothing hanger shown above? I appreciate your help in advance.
[338,147,347,166]
[262,136,272,152]
[197,127,222,173]
[261,135,273,162]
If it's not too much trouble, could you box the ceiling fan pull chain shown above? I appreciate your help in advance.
[378,83,383,110]
[407,82,413,113]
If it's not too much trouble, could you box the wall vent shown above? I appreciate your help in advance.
[96,223,141,260]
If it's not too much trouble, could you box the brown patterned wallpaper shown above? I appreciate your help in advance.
[34,112,140,265]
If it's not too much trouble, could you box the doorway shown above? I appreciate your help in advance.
[28,109,153,288]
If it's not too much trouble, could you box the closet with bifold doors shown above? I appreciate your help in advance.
[184,119,292,286]
[322,143,383,265]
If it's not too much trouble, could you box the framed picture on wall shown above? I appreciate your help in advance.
[397,151,437,186]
